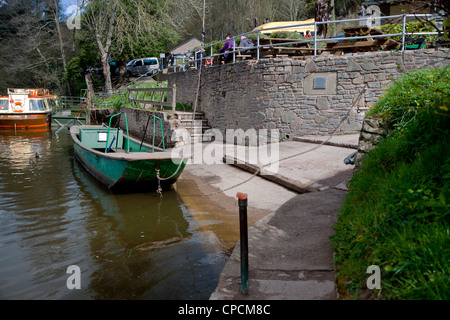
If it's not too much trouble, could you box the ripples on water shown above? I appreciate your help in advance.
[0,128,228,299]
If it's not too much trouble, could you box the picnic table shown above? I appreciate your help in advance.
[257,37,318,57]
[259,38,311,48]
[259,46,324,58]
[326,27,400,54]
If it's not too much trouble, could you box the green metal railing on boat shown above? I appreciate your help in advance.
[153,116,165,152]
[105,112,130,153]
[139,115,165,152]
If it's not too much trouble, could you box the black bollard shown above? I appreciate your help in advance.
[237,192,249,295]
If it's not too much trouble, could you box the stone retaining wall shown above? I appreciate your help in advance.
[168,49,449,138]
[355,117,389,169]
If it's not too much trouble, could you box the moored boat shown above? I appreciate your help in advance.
[70,113,187,192]
[0,88,57,130]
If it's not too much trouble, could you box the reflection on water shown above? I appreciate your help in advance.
[0,128,229,299]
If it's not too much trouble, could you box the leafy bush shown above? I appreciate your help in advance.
[204,40,229,55]
[102,93,139,110]
[379,21,437,43]
[331,67,450,299]
[368,67,450,130]
[269,31,304,39]
[246,32,268,43]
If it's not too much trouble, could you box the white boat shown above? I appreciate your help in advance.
[0,88,57,130]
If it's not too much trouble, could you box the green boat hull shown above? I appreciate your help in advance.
[71,126,186,192]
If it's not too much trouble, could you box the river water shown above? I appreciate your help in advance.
[0,128,232,299]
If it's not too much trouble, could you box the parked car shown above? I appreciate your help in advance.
[126,57,160,77]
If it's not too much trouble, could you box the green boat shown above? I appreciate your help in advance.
[70,113,187,192]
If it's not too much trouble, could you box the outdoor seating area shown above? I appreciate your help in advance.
[325,26,400,54]
[167,13,440,72]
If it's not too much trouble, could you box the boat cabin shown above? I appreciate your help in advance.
[0,89,56,114]
[78,126,125,152]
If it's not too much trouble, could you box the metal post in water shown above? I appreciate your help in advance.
[237,192,249,295]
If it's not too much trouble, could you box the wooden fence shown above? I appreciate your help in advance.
[127,84,177,112]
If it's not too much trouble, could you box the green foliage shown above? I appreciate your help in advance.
[368,67,450,131]
[379,21,438,43]
[98,81,191,111]
[268,31,303,39]
[100,93,139,110]
[331,67,450,299]
[204,41,223,55]
[62,41,104,96]
[62,57,86,93]
[246,32,269,43]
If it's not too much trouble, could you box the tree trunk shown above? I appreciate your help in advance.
[94,1,117,97]
[101,53,113,96]
[53,0,72,96]
[53,0,67,71]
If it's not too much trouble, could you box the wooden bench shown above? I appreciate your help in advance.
[260,46,319,57]
[259,38,311,48]
[234,47,256,60]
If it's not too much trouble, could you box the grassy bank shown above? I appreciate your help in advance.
[330,67,450,299]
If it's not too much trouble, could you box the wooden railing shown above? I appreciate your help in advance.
[127,84,177,112]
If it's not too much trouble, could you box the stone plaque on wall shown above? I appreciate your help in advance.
[304,72,337,95]
[313,77,327,89]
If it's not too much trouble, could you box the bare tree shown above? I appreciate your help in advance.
[81,0,205,96]
[2,0,65,91]
[82,0,118,96]
[278,0,310,21]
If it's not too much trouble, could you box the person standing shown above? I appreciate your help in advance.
[195,47,206,68]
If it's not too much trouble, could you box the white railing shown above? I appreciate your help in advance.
[169,13,441,72]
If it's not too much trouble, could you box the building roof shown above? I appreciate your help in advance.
[169,37,203,55]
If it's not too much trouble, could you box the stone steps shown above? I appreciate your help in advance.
[174,111,213,143]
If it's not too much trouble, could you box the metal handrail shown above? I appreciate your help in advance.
[152,116,165,152]
[139,114,166,152]
[173,13,441,71]
[105,112,130,153]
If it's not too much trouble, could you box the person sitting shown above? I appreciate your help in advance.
[239,35,254,54]
[219,33,236,63]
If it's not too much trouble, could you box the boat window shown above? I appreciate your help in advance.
[29,99,44,111]
[0,99,8,111]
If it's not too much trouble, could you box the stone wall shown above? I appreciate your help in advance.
[355,117,389,169]
[168,49,449,137]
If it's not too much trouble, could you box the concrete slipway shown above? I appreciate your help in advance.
[179,133,361,300]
